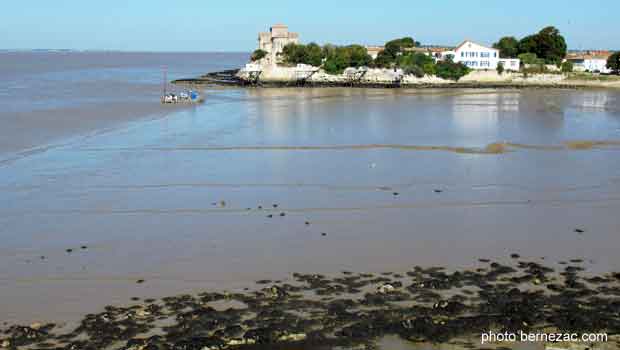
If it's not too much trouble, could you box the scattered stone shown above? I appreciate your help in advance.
[377,284,396,294]
[4,259,620,349]
[278,333,307,342]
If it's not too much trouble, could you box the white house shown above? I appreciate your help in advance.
[442,40,520,71]
[565,53,611,73]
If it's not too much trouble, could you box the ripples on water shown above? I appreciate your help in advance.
[1,53,620,327]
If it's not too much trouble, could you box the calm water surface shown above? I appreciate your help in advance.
[1,54,620,329]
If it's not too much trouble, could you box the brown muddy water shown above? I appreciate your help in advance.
[1,75,620,348]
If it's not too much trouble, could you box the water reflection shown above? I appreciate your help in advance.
[2,88,620,325]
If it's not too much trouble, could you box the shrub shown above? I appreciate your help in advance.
[435,61,471,81]
[323,45,372,75]
[608,52,620,74]
[561,61,573,73]
[251,49,267,62]
[404,65,425,78]
[518,52,541,65]
[497,62,504,75]
[281,43,325,67]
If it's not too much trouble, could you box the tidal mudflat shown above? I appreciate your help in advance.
[2,87,620,349]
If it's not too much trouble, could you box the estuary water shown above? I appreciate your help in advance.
[1,52,620,327]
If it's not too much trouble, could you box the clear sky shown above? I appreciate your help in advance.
[1,0,618,51]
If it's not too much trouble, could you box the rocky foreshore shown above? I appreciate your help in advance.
[2,257,619,350]
[173,66,620,90]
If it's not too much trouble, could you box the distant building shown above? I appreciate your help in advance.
[365,46,384,59]
[258,24,300,65]
[565,52,611,73]
[441,40,520,71]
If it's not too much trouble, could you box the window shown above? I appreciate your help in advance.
[481,61,490,67]
[461,52,464,57]
[493,52,497,57]
[481,52,490,58]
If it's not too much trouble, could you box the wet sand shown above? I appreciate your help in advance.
[0,51,249,157]
[1,87,620,348]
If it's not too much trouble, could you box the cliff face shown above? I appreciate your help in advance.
[226,62,620,89]
[237,63,454,85]
[237,63,577,86]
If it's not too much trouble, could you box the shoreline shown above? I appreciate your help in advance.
[2,258,618,350]
[173,69,620,90]
[0,103,190,166]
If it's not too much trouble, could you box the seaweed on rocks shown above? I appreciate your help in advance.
[4,259,620,349]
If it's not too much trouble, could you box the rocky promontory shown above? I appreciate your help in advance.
[173,64,620,90]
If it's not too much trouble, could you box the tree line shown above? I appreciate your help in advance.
[251,37,470,81]
[492,26,567,65]
[251,26,620,78]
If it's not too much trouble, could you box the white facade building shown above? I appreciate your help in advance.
[566,54,611,73]
[443,40,520,71]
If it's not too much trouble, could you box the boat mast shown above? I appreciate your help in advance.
[162,65,168,97]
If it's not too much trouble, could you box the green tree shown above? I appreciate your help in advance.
[373,37,420,68]
[373,50,395,68]
[518,35,538,56]
[385,37,418,53]
[250,49,267,62]
[305,43,324,67]
[561,61,573,73]
[397,52,435,77]
[607,52,620,74]
[281,43,326,67]
[518,26,567,64]
[496,62,504,75]
[323,45,372,74]
[422,62,436,76]
[493,36,519,58]
[281,43,307,65]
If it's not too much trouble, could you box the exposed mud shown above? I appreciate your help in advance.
[2,259,619,349]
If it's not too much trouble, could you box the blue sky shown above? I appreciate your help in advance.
[1,0,618,51]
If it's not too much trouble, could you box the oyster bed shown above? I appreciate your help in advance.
[2,257,620,350]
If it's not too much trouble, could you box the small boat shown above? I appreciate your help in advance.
[161,90,204,104]
[160,66,204,104]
